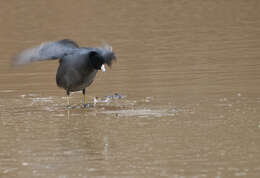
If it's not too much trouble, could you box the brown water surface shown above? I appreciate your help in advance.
[1,0,260,177]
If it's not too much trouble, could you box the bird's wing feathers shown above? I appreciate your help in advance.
[12,39,79,66]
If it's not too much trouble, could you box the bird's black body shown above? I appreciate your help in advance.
[56,51,98,92]
[13,39,116,107]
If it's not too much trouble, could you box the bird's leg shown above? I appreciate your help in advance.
[82,88,87,108]
[66,90,70,108]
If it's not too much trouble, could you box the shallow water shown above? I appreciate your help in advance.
[1,0,260,177]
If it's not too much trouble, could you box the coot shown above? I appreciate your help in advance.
[13,39,116,107]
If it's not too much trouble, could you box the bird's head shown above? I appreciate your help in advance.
[89,51,106,72]
[89,45,116,72]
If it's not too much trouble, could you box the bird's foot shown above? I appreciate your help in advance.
[83,104,89,108]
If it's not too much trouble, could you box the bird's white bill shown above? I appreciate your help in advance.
[101,64,106,72]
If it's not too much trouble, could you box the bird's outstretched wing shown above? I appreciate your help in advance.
[12,39,79,66]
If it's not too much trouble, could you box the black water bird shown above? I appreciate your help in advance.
[13,39,116,107]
